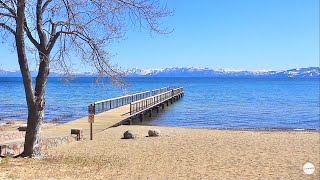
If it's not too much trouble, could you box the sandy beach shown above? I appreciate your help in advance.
[0,125,319,179]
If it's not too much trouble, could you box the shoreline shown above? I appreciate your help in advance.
[130,123,320,132]
[1,119,319,132]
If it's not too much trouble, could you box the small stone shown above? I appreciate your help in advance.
[123,130,137,139]
[6,121,16,125]
[18,124,28,131]
[148,129,161,137]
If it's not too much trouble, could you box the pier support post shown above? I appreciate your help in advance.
[140,113,144,122]
[156,106,160,113]
[161,103,165,109]
[166,101,169,106]
[149,109,152,117]
[128,118,133,125]
[170,98,173,104]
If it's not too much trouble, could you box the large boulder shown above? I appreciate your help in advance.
[148,129,161,137]
[123,130,137,139]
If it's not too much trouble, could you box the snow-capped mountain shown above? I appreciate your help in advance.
[0,67,318,78]
[125,67,319,78]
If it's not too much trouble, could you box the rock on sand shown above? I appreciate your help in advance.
[148,129,161,137]
[123,130,137,139]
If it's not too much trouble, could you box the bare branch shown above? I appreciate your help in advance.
[47,31,60,52]
[0,12,16,18]
[36,0,47,46]
[116,0,173,34]
[24,21,40,49]
[42,0,53,11]
[0,22,15,35]
[0,0,16,16]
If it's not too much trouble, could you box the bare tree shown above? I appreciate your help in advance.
[0,0,172,158]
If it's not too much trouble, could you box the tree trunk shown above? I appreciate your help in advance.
[22,54,49,157]
[23,105,45,157]
[22,51,50,158]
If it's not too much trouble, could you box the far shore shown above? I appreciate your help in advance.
[0,124,319,179]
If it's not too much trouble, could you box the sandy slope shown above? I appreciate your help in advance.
[0,125,319,179]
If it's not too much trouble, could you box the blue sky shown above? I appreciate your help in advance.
[0,0,319,71]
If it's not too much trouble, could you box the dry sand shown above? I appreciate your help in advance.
[0,125,319,179]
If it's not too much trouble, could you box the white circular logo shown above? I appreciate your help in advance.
[303,162,315,175]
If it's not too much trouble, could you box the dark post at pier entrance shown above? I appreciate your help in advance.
[88,104,95,140]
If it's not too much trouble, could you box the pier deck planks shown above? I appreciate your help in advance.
[42,104,131,139]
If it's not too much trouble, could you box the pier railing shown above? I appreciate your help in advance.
[92,87,172,114]
[130,87,184,116]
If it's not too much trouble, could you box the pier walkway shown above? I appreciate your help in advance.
[0,86,184,156]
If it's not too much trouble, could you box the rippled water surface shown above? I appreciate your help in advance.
[0,77,319,129]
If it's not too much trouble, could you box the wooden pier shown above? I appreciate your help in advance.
[0,86,184,156]
[39,86,184,138]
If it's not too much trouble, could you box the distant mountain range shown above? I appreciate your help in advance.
[0,67,319,78]
[126,67,319,78]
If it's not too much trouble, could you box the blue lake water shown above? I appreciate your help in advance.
[0,77,319,129]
